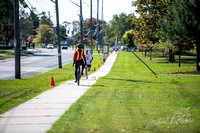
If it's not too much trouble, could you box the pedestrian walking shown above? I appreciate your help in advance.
[85,49,93,79]
[102,53,106,64]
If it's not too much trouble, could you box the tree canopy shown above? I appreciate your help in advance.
[158,0,200,70]
[0,0,27,44]
[106,13,135,46]
[131,0,173,48]
[33,24,56,46]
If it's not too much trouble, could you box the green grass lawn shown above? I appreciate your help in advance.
[0,53,15,60]
[0,54,103,114]
[48,52,200,133]
[0,49,34,60]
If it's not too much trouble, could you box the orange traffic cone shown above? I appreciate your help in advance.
[51,76,55,86]
[101,61,103,64]
[98,64,100,67]
[94,67,96,71]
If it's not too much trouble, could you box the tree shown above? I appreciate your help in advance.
[131,0,173,52]
[33,24,56,46]
[108,13,135,46]
[39,11,53,26]
[20,9,33,42]
[28,8,40,35]
[123,29,135,48]
[60,25,67,37]
[83,18,98,40]
[158,0,200,70]
[0,0,27,44]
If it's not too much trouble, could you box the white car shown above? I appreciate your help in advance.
[47,44,54,49]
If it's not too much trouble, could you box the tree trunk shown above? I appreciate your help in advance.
[145,50,147,57]
[169,49,174,63]
[197,40,200,71]
[150,49,152,61]
[179,49,181,67]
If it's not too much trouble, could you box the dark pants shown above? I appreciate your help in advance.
[75,60,85,81]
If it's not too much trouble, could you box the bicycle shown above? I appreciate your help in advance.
[73,61,82,86]
[76,62,81,86]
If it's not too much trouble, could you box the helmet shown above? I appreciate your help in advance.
[77,43,83,48]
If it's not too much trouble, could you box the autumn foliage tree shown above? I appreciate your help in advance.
[33,24,56,46]
[123,29,135,48]
[131,0,173,51]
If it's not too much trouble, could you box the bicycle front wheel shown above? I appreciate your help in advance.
[77,66,80,86]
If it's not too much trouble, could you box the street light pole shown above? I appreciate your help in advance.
[14,0,21,79]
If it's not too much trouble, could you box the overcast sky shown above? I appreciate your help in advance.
[24,0,139,25]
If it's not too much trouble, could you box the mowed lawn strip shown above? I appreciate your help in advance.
[0,54,102,114]
[48,52,200,133]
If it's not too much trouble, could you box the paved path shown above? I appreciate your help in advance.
[0,52,118,133]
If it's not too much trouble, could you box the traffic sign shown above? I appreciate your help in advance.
[49,38,57,40]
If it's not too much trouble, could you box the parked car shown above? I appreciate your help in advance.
[47,44,54,49]
[62,46,68,50]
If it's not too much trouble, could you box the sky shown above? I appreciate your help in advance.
[24,0,139,26]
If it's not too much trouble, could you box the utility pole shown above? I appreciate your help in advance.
[52,0,62,68]
[69,0,83,45]
[80,0,83,44]
[96,0,99,51]
[90,0,93,54]
[107,24,109,44]
[101,0,104,45]
[14,0,21,79]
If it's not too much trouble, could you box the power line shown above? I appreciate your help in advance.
[26,0,40,14]
[42,0,55,8]
[36,0,49,12]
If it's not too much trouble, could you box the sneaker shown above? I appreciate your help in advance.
[81,72,83,75]
[74,80,77,83]
[86,76,88,79]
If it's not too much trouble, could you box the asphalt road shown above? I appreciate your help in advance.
[0,48,74,80]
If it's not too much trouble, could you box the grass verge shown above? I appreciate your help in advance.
[48,52,200,133]
[0,54,103,114]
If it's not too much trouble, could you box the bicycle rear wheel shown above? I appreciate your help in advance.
[77,66,80,86]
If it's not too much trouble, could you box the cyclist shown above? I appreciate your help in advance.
[73,43,86,83]
[85,49,93,79]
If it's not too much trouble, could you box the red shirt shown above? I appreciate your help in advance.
[73,49,86,61]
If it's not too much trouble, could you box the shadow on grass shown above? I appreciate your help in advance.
[104,77,162,84]
[154,58,196,64]
[172,70,200,75]
[92,85,105,88]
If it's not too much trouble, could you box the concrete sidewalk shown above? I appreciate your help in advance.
[0,52,118,133]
